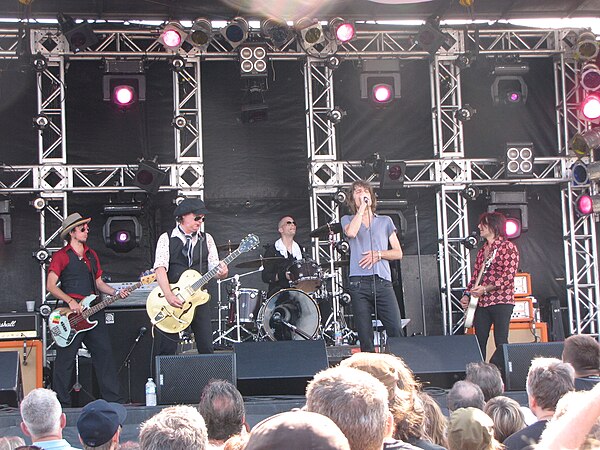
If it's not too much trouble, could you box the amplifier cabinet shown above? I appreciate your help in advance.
[0,340,43,395]
[482,322,548,363]
[0,313,39,340]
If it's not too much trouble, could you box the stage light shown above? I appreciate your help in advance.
[335,239,350,255]
[488,191,528,239]
[170,55,185,73]
[505,218,522,239]
[103,59,146,108]
[0,199,12,244]
[461,184,481,201]
[571,128,600,156]
[326,107,346,124]
[57,13,98,53]
[580,93,600,121]
[31,197,46,211]
[571,161,589,185]
[575,31,599,62]
[103,216,142,253]
[325,55,341,71]
[362,153,385,178]
[581,63,600,92]
[133,159,167,194]
[189,18,213,51]
[241,80,268,124]
[33,247,50,263]
[172,115,188,129]
[329,18,355,43]
[455,104,476,122]
[159,21,187,51]
[31,53,47,72]
[32,114,49,130]
[462,232,479,250]
[379,161,406,189]
[261,19,291,50]
[239,44,268,78]
[415,20,456,54]
[334,188,347,204]
[576,194,593,215]
[505,142,534,178]
[221,17,249,49]
[295,18,325,47]
[491,61,529,106]
[360,59,401,105]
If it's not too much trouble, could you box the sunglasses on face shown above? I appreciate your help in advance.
[194,215,205,222]
[77,225,90,232]
[286,221,297,225]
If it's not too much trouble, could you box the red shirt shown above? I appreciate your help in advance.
[47,244,103,299]
[467,237,519,307]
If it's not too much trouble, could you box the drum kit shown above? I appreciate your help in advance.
[213,223,354,346]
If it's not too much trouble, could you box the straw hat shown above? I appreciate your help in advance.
[60,213,92,239]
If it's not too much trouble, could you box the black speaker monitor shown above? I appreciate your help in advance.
[386,335,483,388]
[0,351,23,407]
[502,341,564,391]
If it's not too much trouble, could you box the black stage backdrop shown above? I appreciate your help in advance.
[0,57,568,331]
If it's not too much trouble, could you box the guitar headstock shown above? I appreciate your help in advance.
[140,269,157,285]
[238,234,260,253]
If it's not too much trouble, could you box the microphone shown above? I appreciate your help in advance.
[363,196,369,204]
[272,311,283,323]
[23,338,28,366]
[135,326,147,343]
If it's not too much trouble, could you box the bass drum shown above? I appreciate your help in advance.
[257,289,321,341]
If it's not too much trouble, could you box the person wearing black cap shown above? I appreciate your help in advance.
[77,399,127,450]
[153,198,228,355]
[47,213,129,407]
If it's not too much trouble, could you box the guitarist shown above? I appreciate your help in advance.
[152,198,228,356]
[460,212,519,369]
[47,212,129,407]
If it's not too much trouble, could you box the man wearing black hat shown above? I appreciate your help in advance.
[47,212,129,407]
[153,198,228,355]
[77,399,127,450]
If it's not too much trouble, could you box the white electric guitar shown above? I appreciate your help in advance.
[464,248,497,330]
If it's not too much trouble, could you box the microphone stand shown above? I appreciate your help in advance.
[118,328,146,404]
[273,315,313,340]
[414,204,427,336]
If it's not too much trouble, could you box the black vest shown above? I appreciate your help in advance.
[59,249,96,297]
[168,233,209,283]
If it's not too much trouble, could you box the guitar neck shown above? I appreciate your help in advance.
[82,282,141,319]
[190,249,243,291]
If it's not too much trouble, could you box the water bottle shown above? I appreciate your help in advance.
[334,328,343,346]
[145,378,157,406]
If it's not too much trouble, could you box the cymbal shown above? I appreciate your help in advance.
[217,242,239,252]
[310,222,342,239]
[320,260,350,269]
[236,257,285,269]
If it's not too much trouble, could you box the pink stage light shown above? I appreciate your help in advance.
[581,93,600,121]
[576,194,593,215]
[336,23,355,43]
[505,218,521,239]
[372,84,393,103]
[113,85,135,106]
[162,29,182,48]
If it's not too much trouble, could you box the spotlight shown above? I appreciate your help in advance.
[241,80,268,124]
[57,13,98,53]
[588,161,600,181]
[575,31,599,62]
[360,59,401,105]
[571,128,600,156]
[580,93,600,122]
[102,60,146,108]
[32,247,50,263]
[334,188,347,204]
[488,191,528,239]
[159,21,187,51]
[379,161,406,189]
[33,114,49,130]
[239,44,268,78]
[462,232,479,250]
[505,142,534,178]
[571,161,589,185]
[189,18,213,51]
[576,194,594,215]
[335,240,350,255]
[172,115,188,129]
[581,63,600,92]
[504,217,522,239]
[0,199,12,244]
[326,107,346,124]
[170,55,186,72]
[221,17,249,49]
[329,18,355,43]
[295,18,325,48]
[31,197,46,211]
[103,216,142,253]
[362,153,385,177]
[31,53,47,72]
[491,61,529,106]
[461,184,481,201]
[456,53,473,69]
[261,19,291,50]
[455,104,476,122]
[325,55,341,71]
[133,159,167,194]
[415,20,456,54]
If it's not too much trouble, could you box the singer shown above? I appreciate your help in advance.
[341,180,404,352]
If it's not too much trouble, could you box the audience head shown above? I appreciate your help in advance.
[526,357,575,413]
[245,411,350,450]
[77,399,126,450]
[305,365,391,450]
[223,433,249,450]
[416,391,448,448]
[562,334,600,378]
[483,395,525,443]
[339,352,423,441]
[447,380,485,412]
[118,442,141,450]
[19,388,64,441]
[139,405,208,450]
[466,362,504,402]
[447,407,503,450]
[0,436,26,450]
[197,379,245,442]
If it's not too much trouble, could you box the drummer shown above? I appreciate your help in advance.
[262,215,307,297]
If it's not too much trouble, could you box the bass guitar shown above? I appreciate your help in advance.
[48,269,156,347]
[146,234,259,334]
[464,248,497,330]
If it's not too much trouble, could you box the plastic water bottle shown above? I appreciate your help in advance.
[145,378,157,406]
[334,328,343,346]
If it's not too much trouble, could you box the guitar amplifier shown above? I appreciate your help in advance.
[0,313,39,340]
[511,297,534,323]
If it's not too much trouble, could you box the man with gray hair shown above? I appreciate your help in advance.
[139,405,208,450]
[197,379,247,449]
[305,365,419,450]
[503,357,575,450]
[19,388,80,449]
[447,380,486,412]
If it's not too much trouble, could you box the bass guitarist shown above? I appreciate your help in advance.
[152,198,228,356]
[47,212,129,407]
[460,212,519,369]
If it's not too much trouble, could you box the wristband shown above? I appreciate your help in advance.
[483,287,487,294]
[377,250,382,261]
[463,290,471,298]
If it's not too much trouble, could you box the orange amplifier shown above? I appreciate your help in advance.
[511,297,534,323]
[514,273,532,297]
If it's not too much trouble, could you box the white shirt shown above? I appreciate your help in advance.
[154,227,219,273]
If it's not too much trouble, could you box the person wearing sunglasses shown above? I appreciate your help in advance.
[153,197,228,356]
[47,213,129,407]
[261,216,306,297]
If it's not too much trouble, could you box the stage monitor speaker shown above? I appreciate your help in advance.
[502,342,565,391]
[234,340,328,396]
[386,335,483,388]
[0,340,43,396]
[0,351,23,407]
[156,353,236,405]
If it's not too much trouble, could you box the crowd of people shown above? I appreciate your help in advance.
[3,333,598,450]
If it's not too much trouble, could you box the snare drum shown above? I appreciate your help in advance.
[288,259,322,293]
[229,288,263,324]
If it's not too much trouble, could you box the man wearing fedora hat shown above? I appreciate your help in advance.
[153,198,228,355]
[47,212,129,407]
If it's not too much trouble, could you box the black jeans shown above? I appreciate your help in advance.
[154,301,214,356]
[473,303,514,367]
[348,275,403,352]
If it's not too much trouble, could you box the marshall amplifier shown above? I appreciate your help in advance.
[0,313,39,340]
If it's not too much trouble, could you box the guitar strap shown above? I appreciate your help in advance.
[197,231,204,272]
[87,250,99,295]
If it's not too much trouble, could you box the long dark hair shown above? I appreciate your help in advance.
[345,180,377,214]
[479,212,507,238]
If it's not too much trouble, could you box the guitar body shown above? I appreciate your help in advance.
[464,295,479,329]
[48,294,98,348]
[146,269,211,334]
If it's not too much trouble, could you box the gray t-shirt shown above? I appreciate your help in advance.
[341,214,396,281]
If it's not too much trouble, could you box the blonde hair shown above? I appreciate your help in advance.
[484,395,525,442]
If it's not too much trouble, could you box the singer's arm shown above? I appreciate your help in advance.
[382,232,403,261]
[344,200,369,239]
